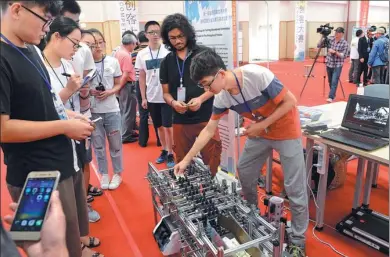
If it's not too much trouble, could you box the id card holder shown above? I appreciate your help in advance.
[177,87,186,102]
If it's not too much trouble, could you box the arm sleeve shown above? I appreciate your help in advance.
[368,43,377,66]
[83,46,95,72]
[113,59,122,78]
[134,53,144,71]
[261,76,288,106]
[210,94,229,120]
[341,40,349,57]
[159,57,169,84]
[0,62,12,115]
[358,38,363,58]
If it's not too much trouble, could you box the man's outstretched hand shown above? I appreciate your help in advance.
[173,160,191,177]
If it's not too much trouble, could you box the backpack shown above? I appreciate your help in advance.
[378,38,389,63]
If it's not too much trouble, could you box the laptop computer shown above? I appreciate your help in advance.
[319,94,389,151]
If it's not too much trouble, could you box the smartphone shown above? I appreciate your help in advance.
[9,171,61,241]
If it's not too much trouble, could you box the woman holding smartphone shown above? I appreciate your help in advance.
[88,29,124,190]
[37,17,103,257]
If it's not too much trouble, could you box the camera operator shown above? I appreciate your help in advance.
[317,27,348,103]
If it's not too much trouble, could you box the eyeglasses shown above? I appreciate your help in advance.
[20,5,54,31]
[169,34,185,42]
[147,31,160,36]
[95,41,105,46]
[66,36,82,50]
[198,69,222,90]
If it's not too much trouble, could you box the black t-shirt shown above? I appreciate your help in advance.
[0,42,75,187]
[160,45,214,124]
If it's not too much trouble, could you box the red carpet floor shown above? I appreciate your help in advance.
[1,60,388,257]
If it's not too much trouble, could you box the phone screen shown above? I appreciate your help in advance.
[10,177,56,232]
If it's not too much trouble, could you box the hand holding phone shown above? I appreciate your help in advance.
[8,171,61,242]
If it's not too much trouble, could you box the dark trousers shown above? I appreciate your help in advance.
[135,82,161,147]
[356,60,368,84]
[119,82,137,141]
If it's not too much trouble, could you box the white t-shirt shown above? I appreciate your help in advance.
[90,56,122,113]
[71,42,95,75]
[350,37,360,60]
[34,46,80,172]
[135,45,170,103]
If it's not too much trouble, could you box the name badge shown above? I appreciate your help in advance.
[177,87,186,102]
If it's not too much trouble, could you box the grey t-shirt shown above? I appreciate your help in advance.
[1,221,21,257]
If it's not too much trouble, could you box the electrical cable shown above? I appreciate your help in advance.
[305,147,349,257]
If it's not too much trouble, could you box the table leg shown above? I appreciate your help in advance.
[372,163,379,188]
[363,162,375,207]
[266,153,273,195]
[353,158,366,209]
[305,139,314,201]
[315,144,329,230]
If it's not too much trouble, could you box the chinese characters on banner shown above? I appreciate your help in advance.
[359,0,369,27]
[118,1,139,35]
[294,1,307,61]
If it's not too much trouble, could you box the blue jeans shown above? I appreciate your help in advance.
[326,66,343,99]
[91,112,123,175]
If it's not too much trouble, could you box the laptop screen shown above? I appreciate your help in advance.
[342,94,389,138]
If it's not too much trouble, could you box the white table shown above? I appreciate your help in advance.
[265,101,389,230]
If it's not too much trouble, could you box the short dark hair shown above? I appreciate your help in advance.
[137,31,148,43]
[379,26,387,33]
[60,0,80,15]
[46,16,80,43]
[144,20,160,32]
[190,48,226,82]
[161,13,196,52]
[122,30,137,40]
[356,29,363,37]
[1,1,63,16]
[88,28,105,42]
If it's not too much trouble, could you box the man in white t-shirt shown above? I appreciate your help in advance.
[348,32,360,83]
[135,21,175,168]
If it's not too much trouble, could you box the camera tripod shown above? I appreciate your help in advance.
[300,36,345,99]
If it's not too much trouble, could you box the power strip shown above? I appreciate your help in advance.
[313,143,326,175]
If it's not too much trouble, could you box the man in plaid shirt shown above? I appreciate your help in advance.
[318,27,348,102]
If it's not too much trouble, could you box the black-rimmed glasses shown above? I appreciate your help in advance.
[198,69,222,90]
[147,31,160,36]
[20,5,54,30]
[66,36,82,50]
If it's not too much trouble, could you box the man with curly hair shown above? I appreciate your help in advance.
[159,13,222,176]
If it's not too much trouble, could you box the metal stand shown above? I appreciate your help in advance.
[300,37,346,99]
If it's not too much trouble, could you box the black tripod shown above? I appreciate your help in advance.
[300,36,345,99]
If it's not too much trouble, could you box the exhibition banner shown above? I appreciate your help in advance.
[185,1,237,174]
[294,1,307,61]
[359,0,370,27]
[118,0,139,35]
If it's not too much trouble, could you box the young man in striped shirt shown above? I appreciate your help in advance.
[174,49,308,257]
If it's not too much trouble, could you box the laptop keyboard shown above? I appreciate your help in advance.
[320,129,389,151]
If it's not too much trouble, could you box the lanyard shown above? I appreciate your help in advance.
[175,51,191,87]
[230,71,258,120]
[1,34,52,91]
[43,55,75,111]
[96,56,105,85]
[149,46,161,67]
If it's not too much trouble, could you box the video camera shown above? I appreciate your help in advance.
[317,23,334,37]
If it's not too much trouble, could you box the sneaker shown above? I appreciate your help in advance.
[88,205,100,223]
[326,98,333,103]
[100,174,110,190]
[166,154,175,168]
[156,150,168,164]
[287,244,306,257]
[108,174,122,190]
